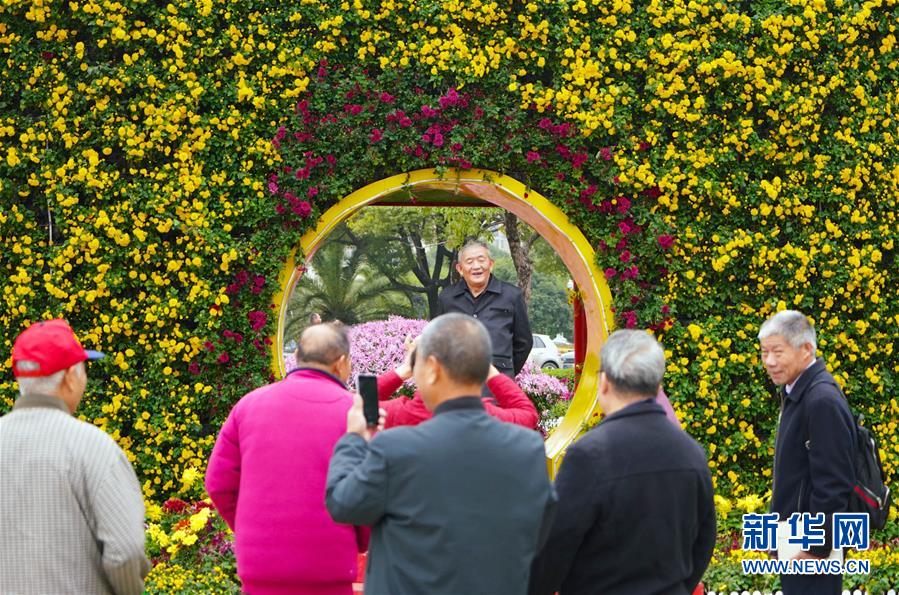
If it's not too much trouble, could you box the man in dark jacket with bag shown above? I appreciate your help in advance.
[326,313,556,595]
[529,329,716,595]
[759,310,856,595]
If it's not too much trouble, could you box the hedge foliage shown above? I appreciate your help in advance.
[1,0,897,506]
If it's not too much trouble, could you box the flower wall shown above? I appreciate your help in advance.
[1,0,897,512]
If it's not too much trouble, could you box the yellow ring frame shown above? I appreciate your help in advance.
[271,169,614,475]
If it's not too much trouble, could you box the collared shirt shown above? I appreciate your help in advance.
[437,274,533,376]
[0,393,150,594]
[785,357,817,395]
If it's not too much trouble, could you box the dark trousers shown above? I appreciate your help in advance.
[781,572,842,595]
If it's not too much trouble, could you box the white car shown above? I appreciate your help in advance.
[560,350,576,369]
[528,334,562,369]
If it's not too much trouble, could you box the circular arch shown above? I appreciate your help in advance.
[270,169,614,474]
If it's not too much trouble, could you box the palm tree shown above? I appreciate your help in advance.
[282,240,406,343]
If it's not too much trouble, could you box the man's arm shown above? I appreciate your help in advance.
[511,290,533,375]
[484,370,538,429]
[806,390,856,557]
[685,475,717,591]
[529,446,599,595]
[92,453,151,595]
[326,433,390,526]
[205,409,241,529]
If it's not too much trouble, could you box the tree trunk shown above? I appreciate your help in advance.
[504,212,534,303]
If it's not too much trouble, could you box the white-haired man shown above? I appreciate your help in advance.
[759,310,855,595]
[1,319,149,594]
[438,240,533,378]
[530,329,716,595]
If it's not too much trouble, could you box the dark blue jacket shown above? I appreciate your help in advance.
[529,400,716,595]
[327,397,557,595]
[771,358,856,557]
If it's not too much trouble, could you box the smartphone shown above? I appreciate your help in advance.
[357,374,380,426]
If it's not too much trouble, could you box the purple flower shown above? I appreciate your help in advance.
[346,317,429,386]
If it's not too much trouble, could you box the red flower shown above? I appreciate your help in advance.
[294,201,312,217]
[642,186,662,199]
[620,250,632,263]
[343,104,363,115]
[438,88,460,109]
[526,151,541,163]
[369,128,383,143]
[571,152,588,169]
[622,310,638,328]
[604,267,617,279]
[163,498,189,513]
[248,310,268,331]
[379,92,395,104]
[218,352,230,364]
[600,147,613,161]
[657,235,675,250]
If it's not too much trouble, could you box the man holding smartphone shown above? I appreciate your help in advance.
[326,314,556,595]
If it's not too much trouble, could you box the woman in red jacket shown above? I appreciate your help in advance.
[376,337,539,429]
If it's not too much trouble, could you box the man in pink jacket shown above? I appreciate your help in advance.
[206,323,368,595]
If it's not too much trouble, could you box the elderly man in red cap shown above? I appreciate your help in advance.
[1,319,150,595]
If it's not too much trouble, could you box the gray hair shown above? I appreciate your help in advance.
[417,313,492,385]
[296,322,350,366]
[17,370,66,397]
[758,310,817,351]
[600,330,665,398]
[457,240,493,263]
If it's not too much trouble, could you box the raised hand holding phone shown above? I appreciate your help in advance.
[347,378,385,441]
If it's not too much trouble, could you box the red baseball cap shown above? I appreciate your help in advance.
[12,319,105,378]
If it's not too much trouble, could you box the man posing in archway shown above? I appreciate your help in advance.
[437,240,533,378]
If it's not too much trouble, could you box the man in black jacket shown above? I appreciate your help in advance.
[326,313,556,595]
[438,240,532,377]
[530,329,716,595]
[759,310,855,595]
